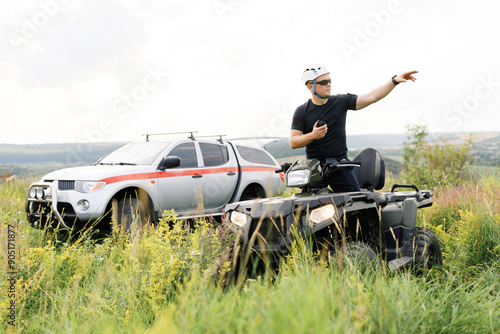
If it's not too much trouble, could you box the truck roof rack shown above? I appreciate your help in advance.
[195,134,226,144]
[142,132,227,143]
[142,131,198,142]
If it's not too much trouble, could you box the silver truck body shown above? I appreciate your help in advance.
[25,137,284,231]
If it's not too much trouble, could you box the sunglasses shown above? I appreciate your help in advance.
[315,79,331,86]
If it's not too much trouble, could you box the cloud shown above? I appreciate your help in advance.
[1,0,499,145]
[5,1,147,88]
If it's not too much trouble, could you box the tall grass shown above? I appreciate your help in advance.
[0,177,499,333]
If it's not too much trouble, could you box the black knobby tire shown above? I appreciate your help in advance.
[414,227,443,270]
[240,190,257,201]
[116,197,148,237]
[344,241,378,262]
[340,241,380,272]
[215,240,241,289]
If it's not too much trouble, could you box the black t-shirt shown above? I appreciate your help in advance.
[291,94,358,160]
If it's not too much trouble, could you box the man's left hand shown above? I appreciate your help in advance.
[394,70,418,83]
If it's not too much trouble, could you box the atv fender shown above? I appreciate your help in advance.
[381,197,418,230]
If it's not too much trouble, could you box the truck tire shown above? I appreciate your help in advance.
[116,196,149,238]
[414,227,443,270]
[240,184,266,201]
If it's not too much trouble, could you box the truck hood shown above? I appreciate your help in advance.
[41,165,155,181]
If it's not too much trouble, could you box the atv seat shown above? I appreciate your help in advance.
[353,148,387,205]
[353,148,385,191]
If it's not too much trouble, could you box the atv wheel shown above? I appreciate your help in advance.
[215,240,241,289]
[345,241,377,260]
[341,242,380,271]
[414,227,443,270]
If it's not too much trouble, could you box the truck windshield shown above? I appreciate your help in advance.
[98,142,168,165]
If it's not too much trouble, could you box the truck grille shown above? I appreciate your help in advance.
[250,218,285,244]
[58,180,75,190]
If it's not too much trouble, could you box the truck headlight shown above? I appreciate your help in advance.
[45,186,52,199]
[310,204,336,224]
[75,181,106,193]
[35,187,45,199]
[28,186,52,200]
[286,169,310,187]
[230,211,249,228]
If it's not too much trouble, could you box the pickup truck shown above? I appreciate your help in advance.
[25,134,284,233]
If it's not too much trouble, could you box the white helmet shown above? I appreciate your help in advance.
[302,64,329,85]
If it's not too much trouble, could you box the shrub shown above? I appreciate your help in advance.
[401,124,475,188]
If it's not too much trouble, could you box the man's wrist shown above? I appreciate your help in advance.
[391,75,400,85]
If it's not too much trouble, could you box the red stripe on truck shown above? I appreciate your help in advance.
[100,166,276,185]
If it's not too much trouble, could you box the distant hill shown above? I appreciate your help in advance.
[263,137,406,174]
[264,132,499,156]
[1,132,499,177]
[0,142,125,165]
[0,142,125,177]
[263,132,500,174]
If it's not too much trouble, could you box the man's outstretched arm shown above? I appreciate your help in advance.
[356,70,418,110]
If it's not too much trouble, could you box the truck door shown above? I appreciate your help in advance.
[157,142,204,215]
[199,142,238,210]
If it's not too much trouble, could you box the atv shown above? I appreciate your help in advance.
[217,148,443,284]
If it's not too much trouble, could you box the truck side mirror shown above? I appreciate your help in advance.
[158,156,181,170]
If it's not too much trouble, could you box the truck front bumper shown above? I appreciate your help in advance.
[25,181,108,230]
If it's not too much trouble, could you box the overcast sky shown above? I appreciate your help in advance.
[1,0,499,145]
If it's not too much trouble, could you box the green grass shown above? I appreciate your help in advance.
[468,165,500,182]
[1,178,499,333]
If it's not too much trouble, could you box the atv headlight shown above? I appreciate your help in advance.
[229,211,249,228]
[75,181,106,193]
[310,204,336,224]
[286,169,310,187]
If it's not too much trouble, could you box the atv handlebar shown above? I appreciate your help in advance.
[275,162,292,174]
[321,159,360,179]
[275,159,360,175]
[324,158,361,169]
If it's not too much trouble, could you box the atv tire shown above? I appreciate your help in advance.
[414,227,443,270]
[215,240,241,289]
[342,241,380,271]
[345,241,377,259]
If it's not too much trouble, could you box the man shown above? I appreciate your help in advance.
[290,64,417,192]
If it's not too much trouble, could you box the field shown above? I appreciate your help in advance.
[1,176,500,333]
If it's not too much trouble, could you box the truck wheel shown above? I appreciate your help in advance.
[116,197,149,238]
[414,227,443,270]
[240,184,266,201]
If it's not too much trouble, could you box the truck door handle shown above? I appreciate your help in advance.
[227,172,236,176]
[192,175,202,179]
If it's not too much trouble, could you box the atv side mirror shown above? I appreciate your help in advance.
[158,156,181,170]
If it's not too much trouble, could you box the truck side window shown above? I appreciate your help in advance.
[200,143,229,167]
[236,145,275,165]
[167,142,198,168]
